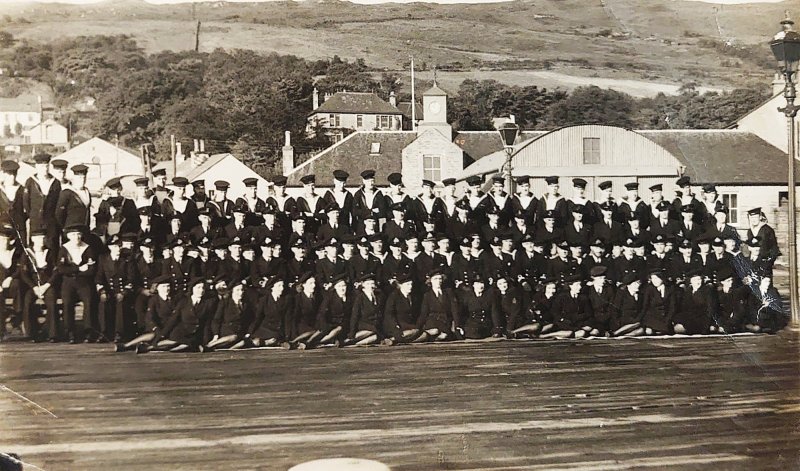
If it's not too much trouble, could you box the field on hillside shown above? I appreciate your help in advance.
[0,0,785,94]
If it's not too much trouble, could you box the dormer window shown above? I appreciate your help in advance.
[370,142,381,154]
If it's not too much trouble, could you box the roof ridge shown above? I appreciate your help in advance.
[288,131,362,175]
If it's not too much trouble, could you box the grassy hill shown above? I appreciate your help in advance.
[0,0,787,95]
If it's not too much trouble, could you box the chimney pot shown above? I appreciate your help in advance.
[282,131,295,175]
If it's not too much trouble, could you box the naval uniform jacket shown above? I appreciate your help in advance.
[250,293,291,340]
[55,186,92,229]
[349,289,385,337]
[551,291,594,331]
[23,176,61,235]
[383,289,419,335]
[292,290,321,336]
[674,284,717,334]
[211,296,255,337]
[316,290,353,332]
[352,188,387,227]
[416,287,460,331]
[0,184,25,237]
[640,284,676,332]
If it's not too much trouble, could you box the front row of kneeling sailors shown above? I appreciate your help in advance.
[118,263,787,354]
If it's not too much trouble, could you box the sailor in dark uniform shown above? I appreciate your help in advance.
[265,175,296,228]
[162,177,199,231]
[323,170,355,227]
[315,237,347,289]
[646,234,672,276]
[0,226,21,340]
[295,174,327,236]
[57,224,98,343]
[207,278,253,349]
[646,184,671,225]
[95,235,136,342]
[463,175,490,226]
[716,266,747,333]
[567,178,593,224]
[190,179,209,210]
[20,228,58,342]
[249,276,293,348]
[55,164,92,232]
[288,272,320,346]
[115,274,173,352]
[593,201,624,247]
[208,180,235,230]
[316,203,350,242]
[535,176,568,227]
[445,199,476,243]
[640,268,676,335]
[673,269,717,335]
[310,273,352,347]
[189,207,215,246]
[486,175,514,226]
[594,180,619,222]
[151,168,173,205]
[383,272,427,343]
[415,268,460,341]
[611,272,643,336]
[459,275,501,339]
[745,207,780,262]
[742,274,787,333]
[157,277,214,352]
[384,202,417,241]
[412,179,446,232]
[440,177,460,222]
[565,203,592,247]
[698,184,724,225]
[0,161,26,243]
[669,238,699,287]
[23,153,61,247]
[347,272,385,346]
[511,175,537,225]
[235,177,267,227]
[95,177,139,240]
[50,158,69,185]
[352,170,386,231]
[533,210,564,250]
[133,238,161,335]
[649,201,680,239]
[384,172,412,208]
[586,266,614,335]
[672,176,703,223]
[618,182,649,228]
[543,273,594,339]
[678,204,703,242]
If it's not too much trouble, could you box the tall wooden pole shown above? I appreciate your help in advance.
[195,21,201,52]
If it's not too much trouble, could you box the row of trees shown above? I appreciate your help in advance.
[2,35,771,170]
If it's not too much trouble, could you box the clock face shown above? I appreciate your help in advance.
[429,101,441,114]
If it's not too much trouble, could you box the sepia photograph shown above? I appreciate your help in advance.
[0,0,798,469]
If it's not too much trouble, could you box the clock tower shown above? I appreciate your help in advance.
[418,83,452,140]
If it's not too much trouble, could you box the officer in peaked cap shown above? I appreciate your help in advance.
[235,177,267,226]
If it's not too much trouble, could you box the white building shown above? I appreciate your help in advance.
[307,90,404,142]
[21,118,68,146]
[286,82,794,233]
[57,137,144,193]
[152,153,269,201]
[0,94,41,137]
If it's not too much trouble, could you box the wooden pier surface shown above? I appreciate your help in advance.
[1,332,798,470]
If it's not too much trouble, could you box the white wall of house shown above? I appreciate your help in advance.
[60,137,144,193]
[22,120,68,145]
[309,113,402,133]
[0,111,41,136]
[189,155,270,201]
[736,94,799,154]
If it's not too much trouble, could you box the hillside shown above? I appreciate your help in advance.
[0,0,789,94]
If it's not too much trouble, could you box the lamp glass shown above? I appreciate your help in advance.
[772,32,800,73]
[498,123,519,148]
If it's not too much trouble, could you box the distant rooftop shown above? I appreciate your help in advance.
[312,91,403,116]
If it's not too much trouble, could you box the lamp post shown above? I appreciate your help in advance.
[498,121,520,194]
[770,12,800,325]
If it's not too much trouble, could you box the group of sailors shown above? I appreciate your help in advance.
[0,152,788,353]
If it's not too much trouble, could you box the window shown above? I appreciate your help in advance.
[583,137,600,164]
[423,155,441,182]
[370,142,381,154]
[328,114,340,128]
[356,115,363,128]
[376,115,392,129]
[721,193,738,224]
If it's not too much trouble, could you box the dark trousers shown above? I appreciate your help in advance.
[99,293,135,340]
[134,293,151,334]
[23,286,59,339]
[0,279,21,335]
[61,277,97,336]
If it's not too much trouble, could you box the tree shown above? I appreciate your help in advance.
[539,86,635,129]
[0,31,14,48]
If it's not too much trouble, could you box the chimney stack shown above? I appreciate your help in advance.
[175,142,184,165]
[324,92,332,102]
[509,114,516,124]
[773,72,786,96]
[313,87,319,110]
[389,91,397,107]
[282,130,295,176]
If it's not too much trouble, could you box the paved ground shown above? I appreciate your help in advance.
[1,332,798,470]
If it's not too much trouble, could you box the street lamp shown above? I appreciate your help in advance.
[498,121,520,194]
[770,11,800,325]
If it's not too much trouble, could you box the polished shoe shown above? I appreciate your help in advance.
[113,343,126,353]
[135,343,149,354]
[95,336,108,344]
[68,335,78,344]
[295,342,306,350]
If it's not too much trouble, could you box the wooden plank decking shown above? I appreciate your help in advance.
[1,332,798,470]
